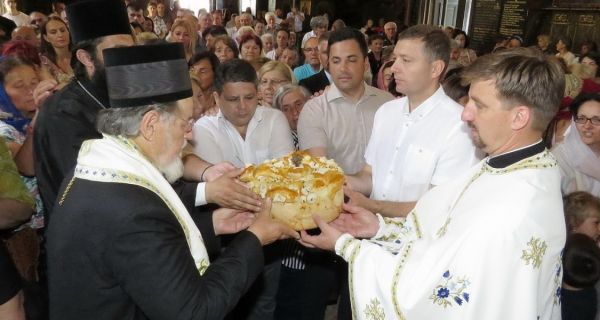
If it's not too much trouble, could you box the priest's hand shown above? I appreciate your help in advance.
[203,161,236,182]
[330,203,379,239]
[213,208,255,235]
[298,215,342,251]
[205,168,262,211]
[248,198,299,245]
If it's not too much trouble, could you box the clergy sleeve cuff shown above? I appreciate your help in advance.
[335,233,358,261]
[371,213,387,240]
[195,182,207,206]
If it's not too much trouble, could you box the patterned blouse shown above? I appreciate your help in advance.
[0,121,44,229]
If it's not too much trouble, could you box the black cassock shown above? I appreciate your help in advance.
[47,176,264,320]
[34,78,106,213]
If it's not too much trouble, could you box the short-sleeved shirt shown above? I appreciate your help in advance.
[298,83,394,174]
[192,106,294,167]
[365,87,479,201]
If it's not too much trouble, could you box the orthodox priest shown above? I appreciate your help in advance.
[300,48,567,319]
[46,42,298,320]
[34,0,259,215]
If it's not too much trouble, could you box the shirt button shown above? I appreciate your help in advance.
[389,170,393,174]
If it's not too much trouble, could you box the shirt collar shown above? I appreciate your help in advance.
[401,86,444,119]
[325,82,375,103]
[487,139,546,169]
[217,106,263,128]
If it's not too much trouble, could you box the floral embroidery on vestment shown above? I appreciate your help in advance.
[430,270,471,308]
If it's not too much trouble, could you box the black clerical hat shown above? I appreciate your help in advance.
[66,0,131,44]
[103,43,192,108]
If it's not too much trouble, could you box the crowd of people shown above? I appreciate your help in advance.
[0,0,599,319]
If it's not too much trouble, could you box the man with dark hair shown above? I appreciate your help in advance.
[297,27,394,320]
[301,46,566,320]
[266,28,289,60]
[344,24,478,219]
[299,31,330,94]
[193,59,294,320]
[46,43,298,320]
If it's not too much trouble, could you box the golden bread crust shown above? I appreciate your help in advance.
[240,151,345,230]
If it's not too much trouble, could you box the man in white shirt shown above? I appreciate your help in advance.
[345,24,479,217]
[192,58,294,320]
[192,59,294,167]
[2,0,28,27]
[300,47,566,320]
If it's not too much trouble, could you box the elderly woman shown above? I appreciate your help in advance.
[260,33,274,56]
[257,60,295,107]
[239,33,263,63]
[272,84,310,149]
[301,15,328,47]
[552,93,600,196]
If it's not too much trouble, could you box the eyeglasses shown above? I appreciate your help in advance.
[574,115,600,126]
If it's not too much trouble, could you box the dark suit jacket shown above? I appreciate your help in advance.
[298,69,330,94]
[47,178,264,320]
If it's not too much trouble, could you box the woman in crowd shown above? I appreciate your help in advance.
[579,40,598,58]
[168,18,196,61]
[367,34,384,87]
[0,57,43,227]
[266,29,288,61]
[189,51,219,118]
[561,192,600,320]
[272,84,310,149]
[254,22,265,36]
[288,31,297,49]
[239,33,263,64]
[556,36,578,66]
[257,60,294,107]
[261,33,274,56]
[536,34,555,56]
[552,93,600,196]
[39,16,73,88]
[580,52,600,85]
[375,60,394,92]
[453,29,477,66]
[212,35,238,64]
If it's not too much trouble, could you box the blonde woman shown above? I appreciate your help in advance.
[257,60,295,107]
[167,18,196,61]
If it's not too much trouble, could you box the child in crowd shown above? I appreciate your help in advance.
[562,192,600,320]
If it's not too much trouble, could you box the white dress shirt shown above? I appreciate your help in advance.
[365,86,479,202]
[192,106,294,168]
